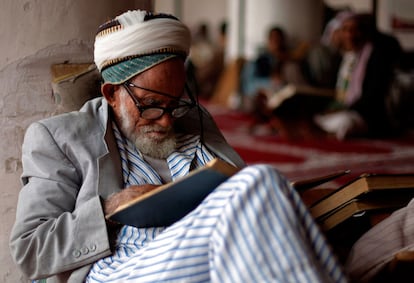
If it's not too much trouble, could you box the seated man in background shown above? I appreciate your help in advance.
[240,26,308,102]
[314,13,403,140]
[10,10,347,283]
[303,10,352,89]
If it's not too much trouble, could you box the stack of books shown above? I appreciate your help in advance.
[310,173,414,231]
[308,173,414,262]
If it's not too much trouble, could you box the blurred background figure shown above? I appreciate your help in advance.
[240,26,289,102]
[188,22,214,98]
[238,25,313,137]
[240,26,310,108]
[314,12,403,140]
[303,10,353,89]
[189,21,227,99]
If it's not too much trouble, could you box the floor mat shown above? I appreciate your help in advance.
[204,102,414,187]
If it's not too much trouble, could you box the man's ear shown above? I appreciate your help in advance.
[101,83,119,105]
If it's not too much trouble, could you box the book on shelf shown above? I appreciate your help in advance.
[310,173,414,219]
[317,195,412,231]
[106,158,241,228]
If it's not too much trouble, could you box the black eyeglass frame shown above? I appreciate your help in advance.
[122,82,196,120]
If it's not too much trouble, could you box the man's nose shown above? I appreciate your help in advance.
[155,112,174,127]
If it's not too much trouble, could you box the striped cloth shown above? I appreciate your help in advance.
[86,125,347,283]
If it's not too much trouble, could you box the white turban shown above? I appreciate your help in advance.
[94,10,191,84]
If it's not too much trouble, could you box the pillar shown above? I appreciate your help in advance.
[227,0,325,61]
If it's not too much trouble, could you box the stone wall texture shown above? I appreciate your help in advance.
[0,1,149,281]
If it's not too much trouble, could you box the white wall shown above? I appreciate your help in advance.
[155,0,228,42]
[241,0,324,60]
[0,1,150,282]
[0,1,152,68]
[377,0,414,50]
[156,0,324,61]
[325,0,372,11]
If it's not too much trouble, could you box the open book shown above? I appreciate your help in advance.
[266,84,335,109]
[266,84,335,116]
[106,158,241,228]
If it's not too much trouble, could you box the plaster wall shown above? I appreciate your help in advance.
[0,1,150,282]
[242,0,324,60]
[154,0,228,49]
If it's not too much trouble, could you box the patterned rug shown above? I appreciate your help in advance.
[204,102,414,188]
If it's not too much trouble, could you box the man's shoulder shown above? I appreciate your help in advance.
[32,97,107,135]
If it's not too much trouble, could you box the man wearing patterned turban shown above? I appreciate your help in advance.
[10,10,347,283]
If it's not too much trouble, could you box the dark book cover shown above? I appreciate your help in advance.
[107,158,240,228]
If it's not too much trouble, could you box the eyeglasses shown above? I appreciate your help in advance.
[123,82,195,120]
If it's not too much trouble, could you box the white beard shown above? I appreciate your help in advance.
[133,130,176,159]
[117,90,176,159]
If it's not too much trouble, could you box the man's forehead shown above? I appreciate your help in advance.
[125,82,186,101]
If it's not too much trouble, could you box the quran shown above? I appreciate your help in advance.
[265,83,335,117]
[317,196,411,231]
[310,173,414,219]
[107,158,241,228]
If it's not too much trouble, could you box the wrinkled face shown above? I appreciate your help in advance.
[105,57,187,159]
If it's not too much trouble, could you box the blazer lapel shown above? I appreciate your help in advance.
[97,104,123,199]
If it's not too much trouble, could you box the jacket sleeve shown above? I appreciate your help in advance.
[9,122,112,279]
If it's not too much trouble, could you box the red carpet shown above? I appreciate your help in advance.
[203,102,414,187]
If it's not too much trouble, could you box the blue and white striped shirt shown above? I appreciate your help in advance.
[86,125,347,283]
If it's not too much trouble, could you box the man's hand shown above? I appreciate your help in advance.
[104,184,159,216]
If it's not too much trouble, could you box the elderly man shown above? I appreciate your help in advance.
[10,10,346,283]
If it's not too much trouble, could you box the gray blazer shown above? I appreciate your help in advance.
[9,97,245,282]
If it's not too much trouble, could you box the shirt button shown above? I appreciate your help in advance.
[90,244,97,251]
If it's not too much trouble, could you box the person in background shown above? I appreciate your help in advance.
[240,26,310,131]
[240,26,290,99]
[304,11,353,89]
[246,63,288,136]
[9,9,347,283]
[314,13,403,140]
[190,23,214,70]
[191,21,228,99]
